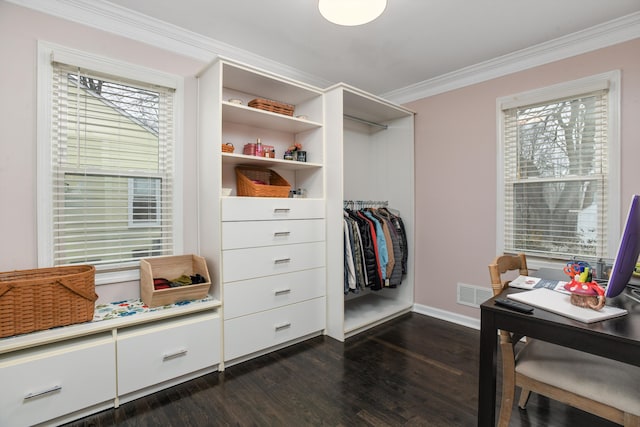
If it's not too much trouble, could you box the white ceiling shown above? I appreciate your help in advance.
[17,0,640,97]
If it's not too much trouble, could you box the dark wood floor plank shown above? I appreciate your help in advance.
[63,313,620,427]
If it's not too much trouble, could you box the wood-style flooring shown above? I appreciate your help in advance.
[63,313,619,426]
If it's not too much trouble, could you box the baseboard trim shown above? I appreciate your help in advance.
[412,303,480,330]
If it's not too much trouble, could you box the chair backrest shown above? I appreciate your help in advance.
[488,253,528,296]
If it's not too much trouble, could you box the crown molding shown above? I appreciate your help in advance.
[382,11,640,104]
[7,0,640,102]
[6,0,332,89]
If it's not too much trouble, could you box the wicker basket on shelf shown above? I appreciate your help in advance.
[248,98,295,116]
[235,166,291,198]
[221,143,235,153]
[0,265,97,338]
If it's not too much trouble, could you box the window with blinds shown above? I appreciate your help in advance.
[49,62,175,271]
[499,74,619,262]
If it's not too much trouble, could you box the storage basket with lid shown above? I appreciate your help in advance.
[0,265,97,338]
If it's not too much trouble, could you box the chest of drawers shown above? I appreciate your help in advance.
[221,198,326,364]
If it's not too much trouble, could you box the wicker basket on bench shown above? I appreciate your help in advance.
[0,265,97,338]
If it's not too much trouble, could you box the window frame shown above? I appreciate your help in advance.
[496,71,621,270]
[37,41,184,285]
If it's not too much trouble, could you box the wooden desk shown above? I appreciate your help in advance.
[478,286,640,426]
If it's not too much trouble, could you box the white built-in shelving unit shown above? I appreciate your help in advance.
[197,58,327,367]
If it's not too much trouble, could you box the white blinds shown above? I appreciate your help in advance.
[50,62,175,270]
[502,89,609,259]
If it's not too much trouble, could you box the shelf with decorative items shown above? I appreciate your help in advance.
[222,101,321,133]
[205,59,324,200]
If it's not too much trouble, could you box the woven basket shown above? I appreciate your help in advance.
[0,265,97,338]
[235,166,291,198]
[248,98,295,116]
[222,143,235,153]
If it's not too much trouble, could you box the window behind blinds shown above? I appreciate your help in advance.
[502,89,609,260]
[50,62,174,271]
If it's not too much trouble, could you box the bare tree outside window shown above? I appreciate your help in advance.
[51,66,174,268]
[505,90,608,259]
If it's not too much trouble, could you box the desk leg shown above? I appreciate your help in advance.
[478,308,497,427]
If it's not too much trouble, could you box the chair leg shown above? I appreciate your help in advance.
[518,388,532,409]
[624,412,640,427]
[497,372,515,427]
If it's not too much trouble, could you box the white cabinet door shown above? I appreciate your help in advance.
[116,312,220,396]
[224,297,325,361]
[221,198,325,221]
[222,242,325,282]
[0,335,115,427]
[222,219,325,249]
[224,268,326,319]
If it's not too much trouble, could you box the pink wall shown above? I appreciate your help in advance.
[2,2,639,319]
[407,39,640,319]
[0,3,206,274]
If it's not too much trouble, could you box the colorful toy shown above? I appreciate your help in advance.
[563,280,606,311]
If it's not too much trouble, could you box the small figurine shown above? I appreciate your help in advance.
[564,279,606,311]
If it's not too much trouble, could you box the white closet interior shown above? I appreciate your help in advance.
[325,84,415,341]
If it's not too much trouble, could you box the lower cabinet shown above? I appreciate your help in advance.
[0,305,221,427]
[0,334,116,427]
[117,312,220,398]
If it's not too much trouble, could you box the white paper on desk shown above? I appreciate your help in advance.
[507,288,628,323]
[510,275,569,293]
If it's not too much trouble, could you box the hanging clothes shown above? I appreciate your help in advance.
[343,202,407,294]
[376,207,406,285]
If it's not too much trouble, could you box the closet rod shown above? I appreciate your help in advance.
[344,114,388,130]
[344,200,389,209]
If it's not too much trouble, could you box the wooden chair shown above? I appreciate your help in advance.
[488,254,640,427]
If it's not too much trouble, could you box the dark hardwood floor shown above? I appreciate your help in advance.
[64,313,619,426]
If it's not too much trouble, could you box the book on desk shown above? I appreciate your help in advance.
[507,288,628,323]
[509,275,569,293]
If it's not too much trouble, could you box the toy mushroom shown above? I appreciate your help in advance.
[563,280,606,311]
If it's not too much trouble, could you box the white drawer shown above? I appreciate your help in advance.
[116,312,220,396]
[221,198,325,221]
[224,268,326,319]
[223,242,325,282]
[0,335,115,427]
[222,219,325,249]
[224,297,325,361]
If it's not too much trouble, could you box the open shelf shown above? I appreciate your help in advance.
[222,152,322,170]
[222,102,321,133]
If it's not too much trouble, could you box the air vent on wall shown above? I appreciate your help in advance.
[457,283,493,308]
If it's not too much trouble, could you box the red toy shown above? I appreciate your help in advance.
[563,280,606,310]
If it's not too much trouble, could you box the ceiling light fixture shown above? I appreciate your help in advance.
[318,0,387,26]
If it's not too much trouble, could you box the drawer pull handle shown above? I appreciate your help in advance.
[24,385,62,400]
[275,322,291,331]
[274,258,291,264]
[273,231,291,237]
[163,349,188,361]
[274,288,291,295]
[273,208,291,213]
